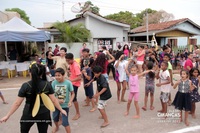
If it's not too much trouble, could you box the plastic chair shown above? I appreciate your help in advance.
[7,64,16,78]
[16,63,29,77]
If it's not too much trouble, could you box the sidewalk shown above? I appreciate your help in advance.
[0,76,29,89]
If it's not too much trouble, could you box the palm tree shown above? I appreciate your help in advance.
[53,22,91,48]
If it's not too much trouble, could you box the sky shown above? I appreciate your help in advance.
[1,0,200,28]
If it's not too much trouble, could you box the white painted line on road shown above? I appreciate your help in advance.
[168,126,200,133]
[0,88,20,91]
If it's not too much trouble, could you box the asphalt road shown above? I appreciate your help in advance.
[0,75,200,133]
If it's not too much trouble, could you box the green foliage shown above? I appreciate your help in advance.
[76,0,100,17]
[105,11,141,29]
[53,22,91,48]
[5,8,31,24]
[105,8,173,29]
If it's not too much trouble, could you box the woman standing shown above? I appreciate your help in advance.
[0,63,66,133]
[123,44,130,60]
[114,51,128,103]
[135,46,145,73]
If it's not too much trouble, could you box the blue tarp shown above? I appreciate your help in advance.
[0,17,50,42]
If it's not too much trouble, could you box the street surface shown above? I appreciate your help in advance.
[0,74,200,133]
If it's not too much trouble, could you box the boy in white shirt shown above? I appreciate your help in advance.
[156,61,171,114]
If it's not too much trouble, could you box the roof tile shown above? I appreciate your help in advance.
[131,18,188,33]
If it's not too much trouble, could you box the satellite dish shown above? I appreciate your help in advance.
[71,2,90,13]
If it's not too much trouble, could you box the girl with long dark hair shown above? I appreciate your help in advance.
[0,63,66,133]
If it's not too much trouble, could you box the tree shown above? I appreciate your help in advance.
[53,22,91,48]
[5,8,31,24]
[76,1,100,17]
[143,10,175,25]
[135,8,157,26]
[105,11,141,29]
[105,8,174,29]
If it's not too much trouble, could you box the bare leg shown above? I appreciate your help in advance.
[124,100,132,116]
[121,81,127,102]
[168,93,172,106]
[72,101,80,120]
[191,102,196,118]
[0,95,8,104]
[142,92,148,111]
[150,93,154,110]
[134,101,140,118]
[64,126,71,133]
[52,122,59,133]
[89,98,96,112]
[137,64,143,73]
[83,97,90,106]
[95,90,99,105]
[99,109,109,127]
[158,99,164,113]
[180,110,183,122]
[116,82,121,103]
[185,111,189,126]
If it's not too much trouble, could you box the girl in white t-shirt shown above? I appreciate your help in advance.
[114,51,128,103]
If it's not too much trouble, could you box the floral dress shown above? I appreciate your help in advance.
[190,77,200,102]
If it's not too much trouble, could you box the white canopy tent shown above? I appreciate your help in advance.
[0,17,50,60]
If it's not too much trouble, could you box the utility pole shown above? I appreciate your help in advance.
[146,9,149,45]
[56,0,65,22]
[62,1,65,22]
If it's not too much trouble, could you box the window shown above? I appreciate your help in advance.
[189,38,197,45]
[168,39,177,47]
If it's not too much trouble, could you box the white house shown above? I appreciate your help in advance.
[66,11,130,52]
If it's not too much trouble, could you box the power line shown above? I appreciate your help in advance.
[20,0,61,6]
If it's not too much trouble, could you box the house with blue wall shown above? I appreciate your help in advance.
[128,18,200,47]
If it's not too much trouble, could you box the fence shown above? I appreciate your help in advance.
[172,44,200,54]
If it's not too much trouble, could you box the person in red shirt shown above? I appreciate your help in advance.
[65,53,82,120]
[54,44,60,56]
[184,52,193,71]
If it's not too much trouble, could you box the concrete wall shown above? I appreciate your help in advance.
[68,18,85,26]
[0,11,20,24]
[68,16,129,51]
[88,16,124,40]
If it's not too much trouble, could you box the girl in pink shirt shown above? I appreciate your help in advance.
[124,64,151,118]
[123,44,130,60]
[136,46,145,73]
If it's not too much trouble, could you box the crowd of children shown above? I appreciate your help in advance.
[1,43,200,133]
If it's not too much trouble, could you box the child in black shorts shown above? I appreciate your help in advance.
[82,58,96,112]
[92,65,112,128]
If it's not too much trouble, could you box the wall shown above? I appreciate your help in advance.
[177,37,188,46]
[68,18,85,26]
[0,11,8,24]
[87,16,125,51]
[88,16,124,39]
[175,22,200,35]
